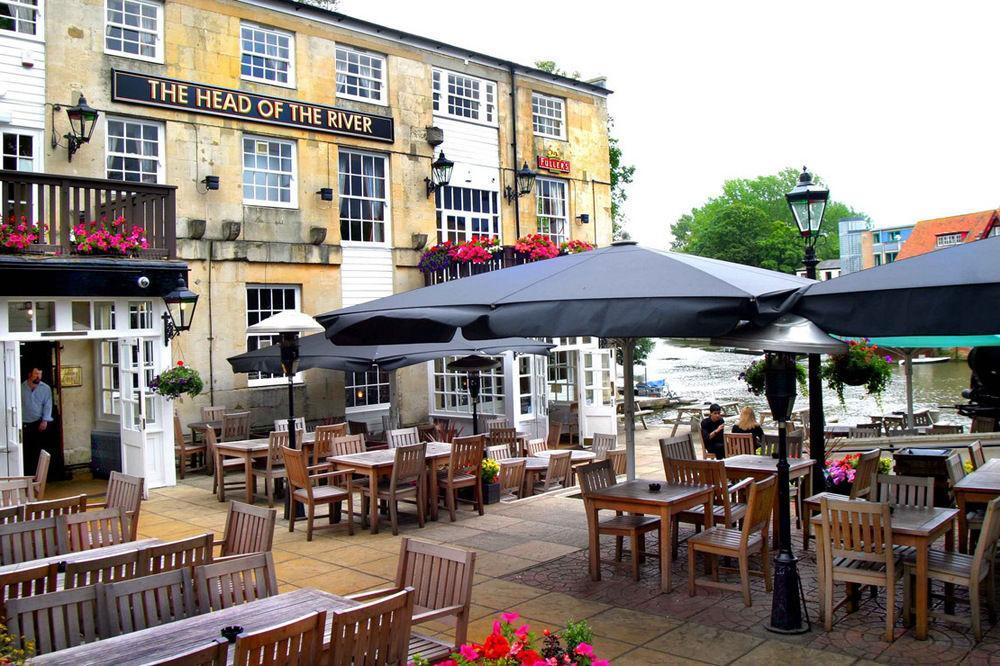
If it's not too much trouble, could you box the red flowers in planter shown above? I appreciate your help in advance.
[514,234,560,261]
[73,215,149,256]
[0,215,44,251]
[418,236,502,274]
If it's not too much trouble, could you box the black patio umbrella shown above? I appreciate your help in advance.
[317,240,813,478]
[794,235,1000,337]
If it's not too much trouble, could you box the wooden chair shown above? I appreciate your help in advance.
[438,434,485,522]
[234,610,326,666]
[215,502,276,559]
[312,423,349,465]
[138,533,214,576]
[877,474,934,509]
[101,568,198,636]
[0,478,34,507]
[417,423,438,442]
[760,430,804,457]
[347,420,370,437]
[532,450,572,494]
[387,427,420,449]
[204,426,245,498]
[969,440,986,470]
[658,434,696,464]
[606,448,627,476]
[329,434,367,457]
[359,442,426,536]
[546,420,564,449]
[723,432,754,458]
[6,586,101,654]
[58,507,130,552]
[382,414,399,434]
[578,460,659,581]
[201,405,226,422]
[802,448,881,550]
[931,424,965,435]
[664,457,751,559]
[487,427,519,457]
[348,538,476,646]
[175,412,206,479]
[252,431,289,508]
[145,639,229,666]
[484,417,510,432]
[194,552,278,612]
[328,590,413,666]
[64,550,139,589]
[498,459,526,499]
[947,452,984,549]
[274,417,307,433]
[903,496,1000,641]
[850,423,884,439]
[818,496,900,642]
[283,446,354,541]
[0,561,57,622]
[0,517,60,565]
[89,470,144,541]
[0,505,22,524]
[972,416,996,434]
[24,494,87,520]
[525,437,547,457]
[222,411,251,442]
[32,450,51,499]
[591,433,617,460]
[485,444,512,461]
[688,476,778,606]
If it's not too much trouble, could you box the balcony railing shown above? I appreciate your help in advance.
[423,245,534,286]
[1,170,177,259]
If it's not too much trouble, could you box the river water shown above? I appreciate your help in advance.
[639,340,972,428]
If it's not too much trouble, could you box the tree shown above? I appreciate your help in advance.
[670,168,868,273]
[614,337,656,366]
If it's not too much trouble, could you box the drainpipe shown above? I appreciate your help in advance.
[509,64,521,239]
[207,240,216,405]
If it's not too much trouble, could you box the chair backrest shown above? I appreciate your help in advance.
[969,440,986,470]
[787,429,805,457]
[498,459,525,496]
[819,496,894,567]
[658,434,696,464]
[971,497,1000,584]
[0,561,57,623]
[392,442,427,490]
[759,433,778,457]
[328,589,413,666]
[58,507,130,552]
[313,423,349,465]
[946,451,966,491]
[663,457,734,520]
[0,478,34,507]
[525,438,547,457]
[546,421,563,449]
[448,435,485,482]
[877,474,934,509]
[387,427,420,449]
[6,585,101,654]
[330,434,367,457]
[849,449,882,500]
[485,417,510,432]
[101,568,198,636]
[138,533,214,576]
[282,446,314,501]
[972,416,996,434]
[194,552,278,613]
[913,410,935,427]
[541,451,572,491]
[0,505,23,524]
[236,610,326,666]
[485,444,512,461]
[273,417,307,433]
[201,406,226,422]
[347,420,370,436]
[930,423,965,435]
[221,411,251,442]
[577,460,617,498]
[174,412,186,448]
[417,423,438,442]
[606,448,627,476]
[24,494,87,521]
[382,414,399,434]
[64,550,140,589]
[723,432,754,458]
[104,471,144,539]
[395,538,475,635]
[849,425,882,439]
[145,638,230,666]
[34,449,51,499]
[219,501,276,558]
[489,427,518,450]
[591,433,617,459]
[741,477,778,547]
[0,517,60,565]
[266,430,291,468]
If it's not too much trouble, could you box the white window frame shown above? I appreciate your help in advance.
[240,21,296,89]
[432,67,497,126]
[532,92,566,140]
[242,135,298,209]
[335,44,387,105]
[432,356,505,416]
[936,232,964,248]
[547,349,577,402]
[434,185,501,244]
[97,338,121,420]
[105,117,164,184]
[1,129,41,172]
[245,284,303,388]
[535,177,569,244]
[0,0,43,40]
[338,148,390,245]
[104,0,163,63]
[989,225,1000,238]
[344,369,390,411]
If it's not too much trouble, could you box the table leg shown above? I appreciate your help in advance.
[430,460,441,521]
[815,522,826,625]
[368,469,380,534]
[244,454,254,505]
[944,525,956,614]
[660,506,673,593]
[587,503,601,581]
[915,540,929,640]
[216,451,225,502]
[957,493,969,554]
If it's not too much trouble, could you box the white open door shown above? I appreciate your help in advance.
[580,348,616,439]
[0,341,22,476]
[117,338,147,478]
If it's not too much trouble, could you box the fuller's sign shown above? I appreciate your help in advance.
[537,155,571,173]
[111,70,394,142]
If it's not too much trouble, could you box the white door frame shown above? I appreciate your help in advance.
[1,341,23,476]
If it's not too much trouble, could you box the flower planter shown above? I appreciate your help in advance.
[483,481,501,505]
[839,366,873,387]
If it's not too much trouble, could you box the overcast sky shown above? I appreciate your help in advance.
[341,0,1000,248]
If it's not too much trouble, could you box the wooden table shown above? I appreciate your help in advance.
[669,406,707,436]
[188,419,222,444]
[722,455,814,548]
[328,442,453,532]
[533,449,596,463]
[954,457,1000,553]
[215,432,316,504]
[582,479,714,592]
[0,538,162,579]
[502,457,548,497]
[812,506,957,641]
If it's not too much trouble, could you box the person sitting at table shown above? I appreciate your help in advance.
[731,406,765,448]
[700,404,726,458]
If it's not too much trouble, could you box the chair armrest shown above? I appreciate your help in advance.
[87,501,108,510]
[309,468,356,483]
[345,586,400,601]
[728,477,753,503]
[413,604,464,624]
[307,462,333,473]
[0,476,35,483]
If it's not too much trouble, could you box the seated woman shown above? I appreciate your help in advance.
[731,406,764,446]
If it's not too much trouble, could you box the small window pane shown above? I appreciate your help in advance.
[72,302,92,331]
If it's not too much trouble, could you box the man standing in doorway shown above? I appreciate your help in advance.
[21,367,53,477]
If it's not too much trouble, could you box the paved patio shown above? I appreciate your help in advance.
[120,425,1000,665]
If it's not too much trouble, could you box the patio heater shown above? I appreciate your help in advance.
[447,355,501,435]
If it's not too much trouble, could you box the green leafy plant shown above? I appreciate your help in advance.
[878,457,893,476]
[822,339,893,405]
[560,619,595,653]
[0,623,32,665]
[149,361,204,400]
[740,357,807,396]
[481,458,500,484]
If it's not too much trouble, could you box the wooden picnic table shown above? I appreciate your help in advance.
[328,442,453,533]
[953,457,1000,554]
[811,506,957,641]
[0,538,163,579]
[583,479,715,593]
[215,432,316,504]
[722,454,814,548]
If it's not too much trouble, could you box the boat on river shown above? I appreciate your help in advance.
[901,356,951,365]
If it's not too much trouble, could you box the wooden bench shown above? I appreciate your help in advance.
[617,410,654,429]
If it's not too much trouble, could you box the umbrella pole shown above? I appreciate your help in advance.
[387,369,400,431]
[904,351,914,429]
[623,338,637,480]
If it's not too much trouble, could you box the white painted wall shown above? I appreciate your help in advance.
[340,246,393,307]
[0,31,45,130]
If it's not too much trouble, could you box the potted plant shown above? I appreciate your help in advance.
[481,457,501,505]
[559,239,595,255]
[740,357,807,396]
[418,241,454,274]
[0,623,32,664]
[821,339,893,404]
[149,361,204,400]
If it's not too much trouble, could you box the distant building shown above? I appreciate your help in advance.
[797,259,840,281]
[898,210,1000,260]
[837,218,916,275]
[871,225,914,266]
[838,217,871,274]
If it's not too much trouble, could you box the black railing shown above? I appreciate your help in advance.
[423,246,530,285]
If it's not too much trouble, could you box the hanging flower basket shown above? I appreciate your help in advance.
[821,339,893,404]
[149,361,204,400]
[739,357,808,396]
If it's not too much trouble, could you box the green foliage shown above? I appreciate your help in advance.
[740,357,808,396]
[0,623,32,664]
[150,362,204,400]
[878,457,893,476]
[561,619,594,652]
[615,337,656,366]
[534,61,580,80]
[821,340,893,404]
[670,168,868,273]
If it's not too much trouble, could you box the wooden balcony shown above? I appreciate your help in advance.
[1,170,177,259]
[423,245,530,286]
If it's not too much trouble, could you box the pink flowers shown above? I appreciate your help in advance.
[418,236,502,273]
[0,215,45,251]
[560,239,594,255]
[515,234,560,261]
[824,453,861,489]
[73,215,149,256]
